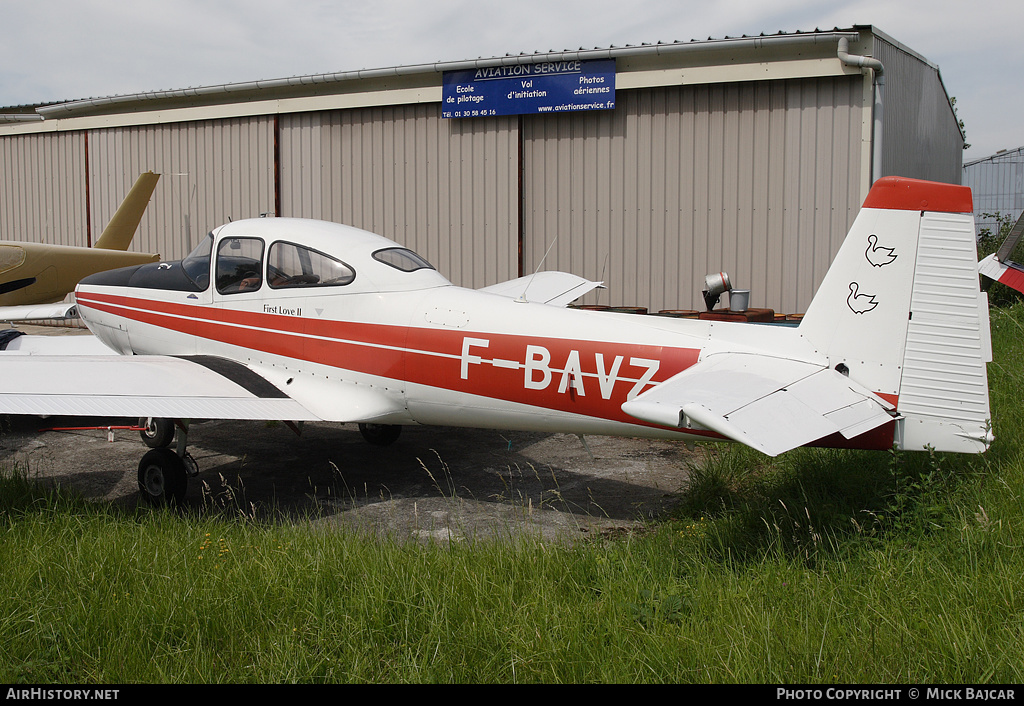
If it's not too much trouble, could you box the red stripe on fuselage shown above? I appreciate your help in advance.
[75,291,900,449]
[76,291,701,425]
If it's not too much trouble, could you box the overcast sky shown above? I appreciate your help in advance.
[1,0,1019,163]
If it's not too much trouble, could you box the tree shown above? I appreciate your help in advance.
[951,97,971,150]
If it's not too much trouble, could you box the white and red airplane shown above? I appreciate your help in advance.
[978,210,1024,293]
[0,176,993,506]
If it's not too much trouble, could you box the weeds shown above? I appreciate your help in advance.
[628,589,691,626]
[200,472,259,522]
[3,304,1024,682]
[882,445,955,535]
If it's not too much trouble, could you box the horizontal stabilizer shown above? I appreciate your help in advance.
[621,353,896,456]
[480,272,603,307]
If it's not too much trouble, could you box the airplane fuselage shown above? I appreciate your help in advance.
[75,283,725,439]
[3,179,993,508]
[73,217,827,444]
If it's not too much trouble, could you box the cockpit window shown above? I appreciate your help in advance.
[372,247,435,272]
[0,244,27,275]
[268,241,355,288]
[181,233,213,290]
[216,237,265,294]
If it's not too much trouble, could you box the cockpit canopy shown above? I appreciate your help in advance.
[99,218,452,295]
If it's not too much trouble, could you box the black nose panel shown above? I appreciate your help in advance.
[80,261,204,292]
[79,264,143,287]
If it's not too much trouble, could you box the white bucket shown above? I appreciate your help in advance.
[729,290,750,312]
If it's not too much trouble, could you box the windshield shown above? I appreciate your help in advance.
[181,233,213,290]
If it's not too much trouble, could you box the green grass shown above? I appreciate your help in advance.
[2,305,1024,683]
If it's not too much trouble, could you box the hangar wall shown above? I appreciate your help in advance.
[0,131,86,247]
[278,105,519,289]
[273,75,867,313]
[0,26,964,315]
[87,117,277,259]
[873,35,964,185]
[522,77,864,314]
[963,146,1024,237]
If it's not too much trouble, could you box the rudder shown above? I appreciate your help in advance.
[798,177,991,453]
[94,171,160,250]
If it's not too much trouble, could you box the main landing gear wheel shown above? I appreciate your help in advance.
[139,417,175,448]
[358,423,402,446]
[137,447,188,507]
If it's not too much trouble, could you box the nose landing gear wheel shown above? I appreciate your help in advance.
[138,447,188,507]
[358,423,402,446]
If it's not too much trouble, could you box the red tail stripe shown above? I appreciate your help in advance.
[862,177,973,214]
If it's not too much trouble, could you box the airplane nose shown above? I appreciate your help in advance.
[79,263,147,287]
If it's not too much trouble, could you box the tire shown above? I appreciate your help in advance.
[139,417,175,448]
[358,423,402,446]
[137,448,188,507]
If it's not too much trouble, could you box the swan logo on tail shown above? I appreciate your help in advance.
[847,282,878,314]
[865,234,897,267]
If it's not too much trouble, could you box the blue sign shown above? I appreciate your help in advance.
[442,58,615,118]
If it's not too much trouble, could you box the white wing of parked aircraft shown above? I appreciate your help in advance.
[479,271,603,306]
[978,210,1024,294]
[0,300,80,324]
[0,177,993,506]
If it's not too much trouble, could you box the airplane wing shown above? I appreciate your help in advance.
[1,331,112,355]
[479,272,603,306]
[0,330,415,424]
[979,253,1024,294]
[620,353,897,456]
[0,353,322,421]
[0,301,80,323]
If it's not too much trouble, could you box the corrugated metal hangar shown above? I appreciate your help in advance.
[0,25,964,315]
[963,146,1024,237]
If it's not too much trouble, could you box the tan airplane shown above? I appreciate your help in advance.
[0,172,161,319]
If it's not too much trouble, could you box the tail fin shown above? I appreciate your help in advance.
[799,177,992,453]
[93,172,160,250]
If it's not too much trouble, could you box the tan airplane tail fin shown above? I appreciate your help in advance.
[93,171,160,250]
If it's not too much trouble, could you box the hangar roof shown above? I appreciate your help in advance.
[1,26,887,131]
[964,146,1024,168]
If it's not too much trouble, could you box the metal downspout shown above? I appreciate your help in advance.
[838,37,885,184]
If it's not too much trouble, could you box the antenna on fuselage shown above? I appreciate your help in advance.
[515,235,559,303]
[596,251,610,305]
